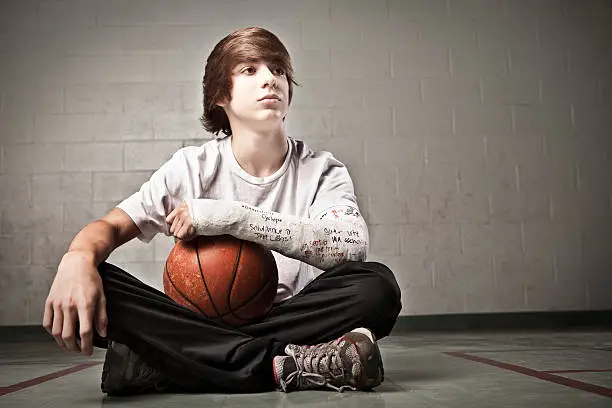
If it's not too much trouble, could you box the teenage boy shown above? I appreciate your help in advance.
[43,27,402,395]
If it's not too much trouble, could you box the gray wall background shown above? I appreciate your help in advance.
[0,0,611,325]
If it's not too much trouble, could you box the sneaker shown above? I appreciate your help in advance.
[101,341,170,396]
[272,327,384,393]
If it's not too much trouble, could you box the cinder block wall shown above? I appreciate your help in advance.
[0,0,611,325]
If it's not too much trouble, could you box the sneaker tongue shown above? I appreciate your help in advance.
[274,355,297,383]
[282,356,297,375]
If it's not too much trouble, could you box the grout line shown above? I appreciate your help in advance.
[0,362,102,397]
[543,369,612,374]
[444,351,612,398]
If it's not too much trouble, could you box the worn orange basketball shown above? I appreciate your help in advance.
[163,235,278,327]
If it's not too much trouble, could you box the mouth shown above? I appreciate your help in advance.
[258,95,281,102]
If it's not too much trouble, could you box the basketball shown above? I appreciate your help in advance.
[163,235,279,327]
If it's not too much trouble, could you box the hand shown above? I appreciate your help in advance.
[166,201,197,241]
[42,251,107,356]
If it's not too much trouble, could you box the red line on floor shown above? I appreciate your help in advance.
[0,362,102,397]
[444,351,612,398]
[543,369,612,374]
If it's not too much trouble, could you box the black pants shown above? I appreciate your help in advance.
[95,260,402,393]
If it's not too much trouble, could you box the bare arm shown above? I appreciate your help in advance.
[43,208,140,356]
[66,207,141,266]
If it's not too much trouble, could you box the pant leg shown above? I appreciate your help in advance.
[96,260,401,393]
[96,262,283,393]
[241,261,402,345]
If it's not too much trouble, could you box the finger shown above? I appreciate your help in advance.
[43,299,54,335]
[174,218,186,239]
[51,305,66,350]
[166,206,177,224]
[78,304,94,356]
[178,222,190,240]
[95,294,108,338]
[62,307,79,352]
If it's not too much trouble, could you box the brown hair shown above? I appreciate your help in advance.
[200,27,300,137]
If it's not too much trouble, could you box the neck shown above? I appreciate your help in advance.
[230,125,289,178]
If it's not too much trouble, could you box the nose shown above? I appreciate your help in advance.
[259,65,277,88]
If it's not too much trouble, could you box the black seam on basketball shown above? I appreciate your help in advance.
[226,239,243,316]
[165,260,208,317]
[196,240,223,319]
[229,263,277,319]
[223,274,274,322]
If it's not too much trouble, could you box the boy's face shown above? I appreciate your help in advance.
[217,60,289,131]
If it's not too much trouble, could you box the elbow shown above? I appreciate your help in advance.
[343,242,368,263]
[352,243,368,262]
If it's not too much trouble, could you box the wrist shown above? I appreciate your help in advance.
[188,198,245,236]
[63,249,96,266]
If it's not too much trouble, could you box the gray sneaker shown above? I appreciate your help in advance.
[273,327,384,393]
[101,341,170,396]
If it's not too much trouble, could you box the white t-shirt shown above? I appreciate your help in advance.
[117,135,361,302]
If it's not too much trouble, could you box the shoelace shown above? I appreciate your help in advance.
[279,338,358,393]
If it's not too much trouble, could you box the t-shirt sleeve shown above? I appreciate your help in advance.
[116,149,191,243]
[308,154,360,220]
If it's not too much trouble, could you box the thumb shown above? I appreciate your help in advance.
[95,294,108,338]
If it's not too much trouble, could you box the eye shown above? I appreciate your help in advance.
[241,66,255,74]
[273,67,285,76]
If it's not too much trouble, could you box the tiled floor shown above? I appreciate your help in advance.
[1,330,611,407]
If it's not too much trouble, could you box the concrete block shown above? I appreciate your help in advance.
[0,174,30,210]
[482,77,540,105]
[302,20,361,51]
[64,84,123,114]
[153,54,203,82]
[63,201,98,234]
[368,195,410,225]
[106,237,155,263]
[461,221,523,261]
[285,109,333,139]
[365,137,424,170]
[122,83,184,114]
[32,172,92,203]
[0,112,34,144]
[330,0,387,22]
[65,143,123,171]
[1,203,63,234]
[93,171,151,202]
[362,78,420,108]
[331,48,390,79]
[362,19,419,51]
[388,0,448,22]
[34,114,95,143]
[392,45,450,77]
[31,232,74,266]
[94,112,154,142]
[292,50,331,79]
[490,191,551,223]
[459,160,517,195]
[422,77,481,105]
[368,224,401,257]
[395,105,453,136]
[454,104,512,135]
[3,144,64,174]
[1,85,64,115]
[124,141,182,171]
[333,107,393,138]
[0,234,31,266]
[153,112,201,140]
